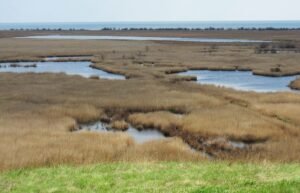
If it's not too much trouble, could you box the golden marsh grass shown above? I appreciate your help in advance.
[0,30,300,170]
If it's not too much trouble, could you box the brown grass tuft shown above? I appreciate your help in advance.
[45,104,103,124]
[128,111,182,132]
[289,78,300,90]
[110,120,129,131]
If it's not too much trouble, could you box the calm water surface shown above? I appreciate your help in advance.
[79,122,166,144]
[44,56,92,61]
[179,70,299,92]
[21,35,268,43]
[0,61,125,80]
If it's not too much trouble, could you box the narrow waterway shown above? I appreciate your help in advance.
[178,70,298,92]
[0,60,125,80]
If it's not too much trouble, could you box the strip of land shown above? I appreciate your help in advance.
[2,29,300,40]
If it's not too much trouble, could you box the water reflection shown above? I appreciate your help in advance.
[0,61,125,80]
[21,35,269,43]
[179,70,298,92]
[78,121,166,144]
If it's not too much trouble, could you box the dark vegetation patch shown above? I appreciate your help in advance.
[255,42,300,54]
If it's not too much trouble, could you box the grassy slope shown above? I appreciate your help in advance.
[1,162,300,193]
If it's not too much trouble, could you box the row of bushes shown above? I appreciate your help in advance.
[9,28,84,31]
[102,27,300,31]
[8,27,300,31]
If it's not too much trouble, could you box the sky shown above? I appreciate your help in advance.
[1,0,300,23]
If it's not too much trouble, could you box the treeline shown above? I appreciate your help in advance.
[9,28,84,31]
[102,27,300,31]
[8,27,300,31]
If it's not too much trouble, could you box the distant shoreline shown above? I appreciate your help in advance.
[1,21,300,31]
[1,29,300,41]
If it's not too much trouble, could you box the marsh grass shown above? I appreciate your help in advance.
[289,78,300,90]
[110,120,129,131]
[46,104,103,124]
[0,31,300,170]
[128,111,182,133]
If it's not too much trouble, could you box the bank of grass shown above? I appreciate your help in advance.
[289,78,300,90]
[1,162,300,193]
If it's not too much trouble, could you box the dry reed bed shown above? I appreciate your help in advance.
[289,78,300,90]
[0,32,300,170]
[0,97,203,171]
[0,72,299,170]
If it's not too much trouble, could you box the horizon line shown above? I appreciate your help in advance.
[1,20,300,24]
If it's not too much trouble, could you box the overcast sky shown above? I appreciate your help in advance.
[1,0,300,23]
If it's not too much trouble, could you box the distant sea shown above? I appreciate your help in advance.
[1,21,300,30]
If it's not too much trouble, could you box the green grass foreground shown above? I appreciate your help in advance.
[1,162,299,193]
